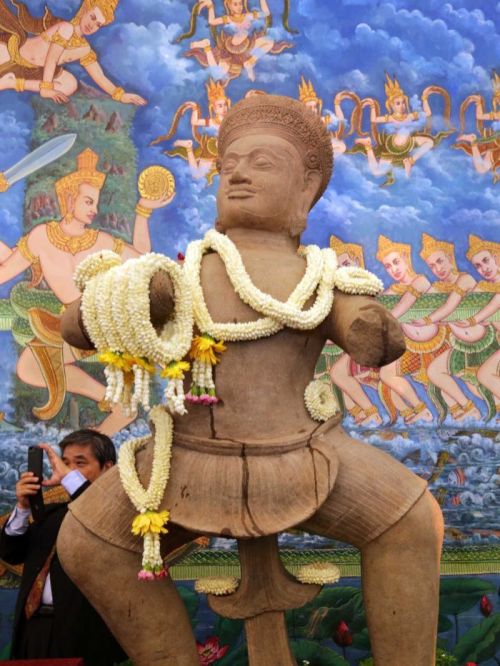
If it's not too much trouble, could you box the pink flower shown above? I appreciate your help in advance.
[186,393,200,403]
[196,636,229,665]
[479,595,493,616]
[177,252,185,261]
[333,620,353,647]
[138,569,155,581]
[155,567,169,579]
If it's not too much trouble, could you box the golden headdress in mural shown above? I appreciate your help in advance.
[466,234,500,262]
[299,77,319,104]
[75,0,119,24]
[55,149,106,217]
[330,235,365,268]
[420,233,457,270]
[384,74,409,112]
[376,234,413,267]
[206,79,230,114]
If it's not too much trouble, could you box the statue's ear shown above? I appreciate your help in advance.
[303,170,322,209]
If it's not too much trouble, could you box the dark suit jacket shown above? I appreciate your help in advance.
[0,483,127,666]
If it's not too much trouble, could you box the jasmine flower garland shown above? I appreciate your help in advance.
[118,405,174,579]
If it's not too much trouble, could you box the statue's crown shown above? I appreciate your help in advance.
[55,148,106,216]
[218,95,333,206]
[298,76,319,104]
[376,234,411,263]
[206,79,228,108]
[466,234,500,262]
[330,235,365,268]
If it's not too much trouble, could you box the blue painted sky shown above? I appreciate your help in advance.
[0,0,499,287]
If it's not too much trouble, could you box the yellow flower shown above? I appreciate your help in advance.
[189,335,227,365]
[98,350,132,372]
[131,510,170,536]
[160,361,190,380]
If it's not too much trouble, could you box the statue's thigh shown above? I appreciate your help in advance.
[300,428,427,549]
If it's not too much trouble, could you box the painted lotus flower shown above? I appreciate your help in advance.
[196,636,229,665]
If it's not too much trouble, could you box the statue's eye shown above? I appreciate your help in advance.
[253,157,272,168]
[221,159,237,173]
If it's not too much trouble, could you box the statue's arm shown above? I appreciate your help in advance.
[61,270,175,350]
[326,290,405,367]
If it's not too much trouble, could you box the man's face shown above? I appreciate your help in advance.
[426,250,454,281]
[217,134,307,233]
[80,7,106,34]
[382,250,409,281]
[472,250,498,280]
[61,443,112,483]
[71,183,100,225]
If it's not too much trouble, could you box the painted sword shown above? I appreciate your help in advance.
[0,133,77,192]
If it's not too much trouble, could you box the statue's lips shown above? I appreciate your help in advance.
[226,189,257,199]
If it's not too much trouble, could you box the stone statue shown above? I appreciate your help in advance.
[58,95,443,666]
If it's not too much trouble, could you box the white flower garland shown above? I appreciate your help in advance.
[296,562,341,585]
[78,252,193,415]
[332,266,383,296]
[118,405,173,578]
[304,380,339,422]
[184,230,338,341]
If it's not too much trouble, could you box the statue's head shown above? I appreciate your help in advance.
[55,149,106,224]
[75,0,118,33]
[216,95,333,238]
[420,233,457,281]
[466,235,500,281]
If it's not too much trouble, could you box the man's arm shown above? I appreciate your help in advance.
[326,290,406,367]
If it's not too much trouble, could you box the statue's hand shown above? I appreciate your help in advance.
[138,192,175,211]
[40,87,69,104]
[121,92,147,106]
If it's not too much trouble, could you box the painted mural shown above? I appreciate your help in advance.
[0,0,498,662]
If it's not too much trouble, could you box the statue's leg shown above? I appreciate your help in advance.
[300,427,443,666]
[58,513,200,666]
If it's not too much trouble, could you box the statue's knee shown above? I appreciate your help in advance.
[403,490,444,544]
[57,513,87,576]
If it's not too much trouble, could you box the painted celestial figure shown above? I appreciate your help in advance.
[151,79,231,183]
[455,72,500,183]
[0,0,146,105]
[349,74,453,186]
[180,0,293,82]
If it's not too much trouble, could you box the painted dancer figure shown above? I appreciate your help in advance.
[181,0,293,82]
[0,0,145,105]
[350,75,453,186]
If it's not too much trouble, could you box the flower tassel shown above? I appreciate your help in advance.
[132,510,170,580]
[161,361,190,415]
[186,334,226,404]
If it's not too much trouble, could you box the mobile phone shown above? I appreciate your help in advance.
[27,446,45,521]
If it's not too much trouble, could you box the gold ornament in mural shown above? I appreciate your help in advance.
[338,74,454,186]
[0,0,146,106]
[178,0,295,82]
[455,71,500,184]
[0,172,9,192]
[138,166,175,201]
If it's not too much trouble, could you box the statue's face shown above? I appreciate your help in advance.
[80,6,106,34]
[471,250,498,280]
[70,183,100,224]
[217,134,310,235]
[382,250,409,282]
[426,250,454,280]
